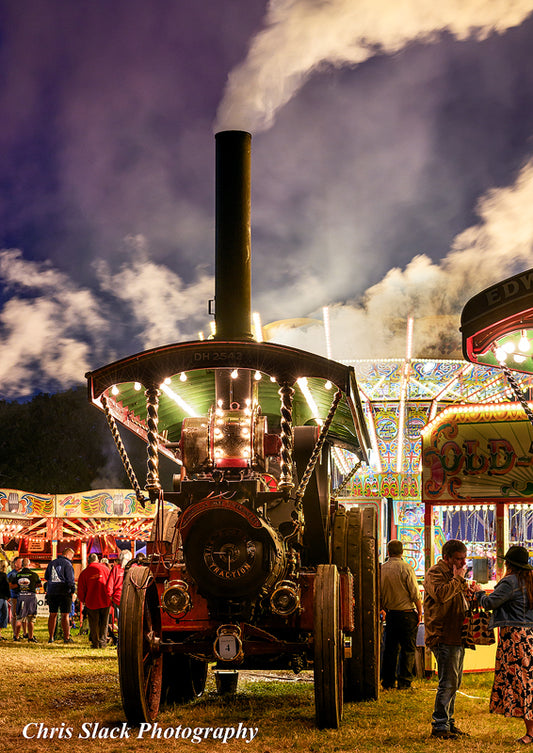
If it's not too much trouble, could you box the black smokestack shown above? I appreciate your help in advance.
[214,130,253,341]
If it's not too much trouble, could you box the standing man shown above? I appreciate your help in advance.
[0,560,10,639]
[77,553,111,649]
[424,539,470,739]
[8,557,41,642]
[44,546,76,644]
[380,539,422,690]
[7,556,23,639]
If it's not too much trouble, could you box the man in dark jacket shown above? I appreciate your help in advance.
[44,547,76,644]
[424,539,470,739]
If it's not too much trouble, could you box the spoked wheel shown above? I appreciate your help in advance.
[314,563,343,729]
[119,565,163,724]
[162,654,208,704]
[343,506,380,701]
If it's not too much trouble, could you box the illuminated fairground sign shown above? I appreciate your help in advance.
[422,404,533,501]
[461,267,533,373]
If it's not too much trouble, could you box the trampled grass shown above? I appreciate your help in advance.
[0,620,527,753]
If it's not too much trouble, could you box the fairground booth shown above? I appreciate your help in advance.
[0,488,156,578]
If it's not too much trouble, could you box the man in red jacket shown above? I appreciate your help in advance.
[77,553,111,648]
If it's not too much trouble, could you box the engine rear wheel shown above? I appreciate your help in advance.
[343,506,380,701]
[119,565,163,724]
[314,563,343,729]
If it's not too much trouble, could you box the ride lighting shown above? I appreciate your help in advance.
[160,382,199,417]
[519,330,530,352]
[461,267,533,374]
[297,377,323,426]
[421,402,533,436]
[111,385,119,395]
[254,370,262,381]
[134,382,142,391]
[231,369,239,379]
[180,372,187,382]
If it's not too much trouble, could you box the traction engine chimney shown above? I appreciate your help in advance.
[214,130,253,342]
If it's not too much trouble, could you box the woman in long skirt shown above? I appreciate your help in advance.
[473,545,533,745]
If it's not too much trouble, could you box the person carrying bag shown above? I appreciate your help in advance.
[461,598,495,649]
[472,545,533,745]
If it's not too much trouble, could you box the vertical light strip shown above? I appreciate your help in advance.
[160,382,199,417]
[364,400,382,473]
[297,377,323,426]
[252,311,263,342]
[396,317,413,474]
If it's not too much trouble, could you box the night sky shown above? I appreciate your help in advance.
[1,0,533,399]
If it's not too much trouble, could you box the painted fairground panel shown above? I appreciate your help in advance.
[394,500,446,577]
[56,489,156,518]
[0,490,54,516]
[422,404,533,501]
[0,488,157,553]
[422,403,533,580]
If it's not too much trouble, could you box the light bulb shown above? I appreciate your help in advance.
[519,331,530,352]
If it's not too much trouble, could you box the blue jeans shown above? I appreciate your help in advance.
[431,644,465,731]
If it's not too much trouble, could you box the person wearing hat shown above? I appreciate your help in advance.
[472,545,533,745]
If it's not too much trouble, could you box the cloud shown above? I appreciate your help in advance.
[216,0,533,132]
[0,245,215,398]
[95,236,214,348]
[267,157,533,359]
[0,250,109,398]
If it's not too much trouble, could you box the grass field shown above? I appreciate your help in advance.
[0,620,527,753]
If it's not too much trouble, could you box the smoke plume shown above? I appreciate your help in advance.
[267,157,533,359]
[216,0,533,132]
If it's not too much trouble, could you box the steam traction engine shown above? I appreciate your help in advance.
[86,131,380,729]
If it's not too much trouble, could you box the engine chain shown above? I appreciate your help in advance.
[101,394,148,507]
[294,389,342,506]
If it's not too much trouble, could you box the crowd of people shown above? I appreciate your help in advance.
[0,547,133,647]
[381,538,533,743]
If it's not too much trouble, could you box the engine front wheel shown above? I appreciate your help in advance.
[118,565,163,724]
